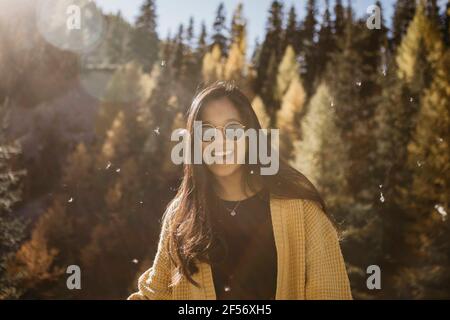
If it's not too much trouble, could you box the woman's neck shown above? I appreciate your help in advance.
[213,168,262,201]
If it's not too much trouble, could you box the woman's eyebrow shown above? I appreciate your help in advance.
[201,118,242,125]
[224,118,242,123]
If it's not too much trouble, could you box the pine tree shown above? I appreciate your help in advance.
[299,0,318,95]
[4,203,64,299]
[283,6,298,52]
[388,4,449,296]
[58,143,99,253]
[250,37,261,67]
[184,21,204,94]
[445,0,450,46]
[0,98,27,298]
[259,51,279,120]
[105,12,130,65]
[254,0,284,116]
[96,62,147,140]
[251,95,270,129]
[202,44,224,84]
[39,101,154,299]
[105,63,146,104]
[129,0,159,72]
[275,45,300,101]
[425,0,440,26]
[225,4,247,83]
[398,50,450,298]
[392,0,417,48]
[98,111,131,167]
[186,17,195,48]
[224,42,246,82]
[324,4,386,298]
[363,0,388,88]
[396,1,444,91]
[374,1,448,298]
[79,101,154,298]
[171,24,186,80]
[142,64,178,160]
[160,30,174,67]
[197,21,208,55]
[316,0,334,79]
[276,76,305,159]
[230,3,245,44]
[59,143,97,219]
[292,82,349,212]
[212,2,228,56]
[327,23,370,132]
[80,154,150,298]
[333,0,345,38]
[373,60,421,298]
[266,0,284,56]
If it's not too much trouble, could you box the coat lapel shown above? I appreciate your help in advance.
[269,195,287,299]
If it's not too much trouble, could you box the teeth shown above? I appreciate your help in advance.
[215,150,233,156]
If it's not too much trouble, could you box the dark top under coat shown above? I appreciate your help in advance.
[209,188,277,300]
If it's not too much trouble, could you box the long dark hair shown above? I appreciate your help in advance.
[163,80,330,287]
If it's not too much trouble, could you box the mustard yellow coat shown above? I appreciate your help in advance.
[128,196,352,300]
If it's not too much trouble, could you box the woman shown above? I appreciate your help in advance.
[128,81,352,300]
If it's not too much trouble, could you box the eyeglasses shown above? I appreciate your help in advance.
[198,121,246,142]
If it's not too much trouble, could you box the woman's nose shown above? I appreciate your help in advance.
[211,130,226,149]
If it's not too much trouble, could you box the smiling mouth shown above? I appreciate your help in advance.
[213,150,234,157]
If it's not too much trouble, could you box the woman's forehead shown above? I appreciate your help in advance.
[200,97,242,125]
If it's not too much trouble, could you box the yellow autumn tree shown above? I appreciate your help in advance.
[63,143,92,188]
[5,200,67,298]
[292,82,350,210]
[396,1,444,83]
[276,76,306,158]
[98,111,130,167]
[395,50,450,299]
[202,44,224,84]
[251,95,270,129]
[275,45,300,101]
[224,3,247,84]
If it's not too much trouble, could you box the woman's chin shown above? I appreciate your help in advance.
[207,163,242,178]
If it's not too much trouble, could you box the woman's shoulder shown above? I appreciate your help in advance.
[270,196,336,235]
[269,195,323,213]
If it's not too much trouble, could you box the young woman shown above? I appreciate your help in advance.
[128,81,352,300]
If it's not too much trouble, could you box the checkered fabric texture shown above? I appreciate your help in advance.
[128,197,352,300]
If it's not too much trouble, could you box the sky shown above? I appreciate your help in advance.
[95,0,398,46]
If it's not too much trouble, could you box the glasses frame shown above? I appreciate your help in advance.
[199,121,247,142]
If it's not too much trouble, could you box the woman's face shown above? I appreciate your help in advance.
[199,97,247,178]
